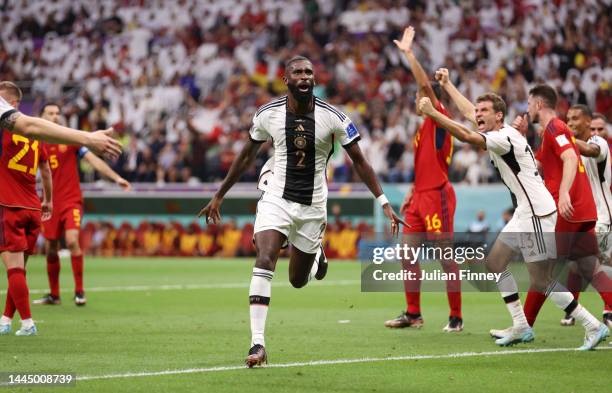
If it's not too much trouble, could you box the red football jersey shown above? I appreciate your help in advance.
[46,144,88,207]
[0,129,48,210]
[536,117,597,222]
[413,100,453,192]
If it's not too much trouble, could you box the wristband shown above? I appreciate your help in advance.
[376,194,389,207]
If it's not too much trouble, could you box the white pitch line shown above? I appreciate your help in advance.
[0,280,360,295]
[78,346,612,382]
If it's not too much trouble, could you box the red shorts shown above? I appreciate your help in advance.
[555,217,598,259]
[403,182,456,235]
[0,205,41,255]
[41,204,83,241]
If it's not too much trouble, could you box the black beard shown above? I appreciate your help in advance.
[288,84,313,103]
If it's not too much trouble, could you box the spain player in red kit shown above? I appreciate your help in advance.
[34,104,131,306]
[0,81,121,336]
[384,27,462,332]
[517,84,612,333]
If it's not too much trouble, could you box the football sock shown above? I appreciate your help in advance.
[546,280,600,332]
[403,262,421,315]
[3,291,15,319]
[71,254,84,294]
[20,318,34,329]
[7,268,31,320]
[47,253,61,298]
[249,267,273,347]
[443,261,461,318]
[496,270,529,330]
[524,290,546,327]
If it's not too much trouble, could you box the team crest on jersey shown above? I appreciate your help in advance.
[59,144,67,152]
[346,123,358,138]
[294,135,307,149]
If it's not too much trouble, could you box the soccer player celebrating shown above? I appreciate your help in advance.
[507,85,612,335]
[198,56,404,367]
[0,81,121,336]
[564,104,612,327]
[417,82,608,349]
[384,27,462,332]
[33,103,131,306]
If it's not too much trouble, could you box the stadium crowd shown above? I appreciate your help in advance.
[1,0,610,185]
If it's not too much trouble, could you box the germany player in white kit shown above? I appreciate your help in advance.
[418,74,608,349]
[198,56,404,367]
[566,104,612,327]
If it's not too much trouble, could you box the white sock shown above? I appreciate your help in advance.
[571,304,601,333]
[545,281,574,310]
[496,270,529,330]
[0,315,11,325]
[249,267,273,347]
[20,318,34,329]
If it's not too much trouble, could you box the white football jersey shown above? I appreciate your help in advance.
[249,96,360,206]
[581,135,612,226]
[480,125,556,219]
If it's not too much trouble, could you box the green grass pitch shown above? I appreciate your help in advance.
[0,257,609,392]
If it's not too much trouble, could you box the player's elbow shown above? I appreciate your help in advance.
[14,115,40,138]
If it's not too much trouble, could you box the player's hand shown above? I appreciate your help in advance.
[41,200,52,221]
[383,204,408,237]
[400,189,412,215]
[558,191,574,220]
[87,128,122,160]
[197,196,222,225]
[116,177,132,191]
[512,114,528,135]
[435,68,450,86]
[417,97,435,116]
[393,26,415,53]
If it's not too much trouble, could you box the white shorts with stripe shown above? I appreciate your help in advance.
[254,192,326,254]
[499,212,557,263]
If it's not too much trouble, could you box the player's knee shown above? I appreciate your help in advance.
[66,239,81,253]
[289,274,307,289]
[255,253,276,271]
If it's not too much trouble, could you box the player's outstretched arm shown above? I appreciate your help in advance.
[2,112,122,159]
[574,139,601,158]
[394,26,439,106]
[84,151,132,191]
[39,160,53,222]
[558,149,577,219]
[435,68,477,126]
[418,97,486,149]
[344,142,406,236]
[197,138,262,224]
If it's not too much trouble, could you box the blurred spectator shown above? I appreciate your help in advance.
[2,0,609,184]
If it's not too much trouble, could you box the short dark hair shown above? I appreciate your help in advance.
[476,93,507,119]
[528,84,557,109]
[0,81,22,102]
[40,102,61,116]
[285,55,311,70]
[592,112,608,123]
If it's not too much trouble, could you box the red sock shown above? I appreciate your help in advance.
[442,262,461,318]
[7,268,31,320]
[3,291,16,319]
[403,262,421,315]
[524,290,546,327]
[47,254,61,297]
[591,271,612,307]
[566,270,582,300]
[71,254,84,293]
